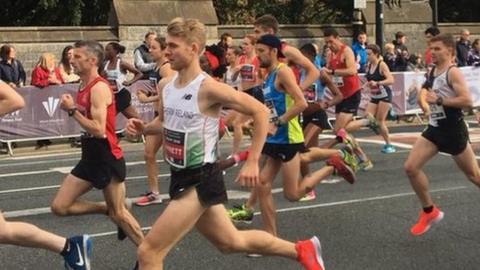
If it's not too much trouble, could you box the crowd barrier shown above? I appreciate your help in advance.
[1,66,480,155]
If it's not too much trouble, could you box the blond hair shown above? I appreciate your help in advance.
[36,53,56,70]
[167,17,206,53]
[385,43,395,52]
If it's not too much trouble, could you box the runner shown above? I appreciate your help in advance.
[50,40,144,246]
[298,43,344,201]
[127,18,325,270]
[102,42,143,119]
[135,37,175,206]
[321,27,373,170]
[344,44,396,153]
[253,34,357,237]
[405,33,480,236]
[0,81,92,270]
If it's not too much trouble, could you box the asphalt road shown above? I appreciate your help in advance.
[1,124,480,270]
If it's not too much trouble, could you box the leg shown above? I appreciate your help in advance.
[103,179,144,246]
[143,135,162,193]
[376,101,392,144]
[51,174,107,216]
[321,112,354,149]
[0,212,65,253]
[404,136,438,207]
[196,204,296,258]
[300,147,339,164]
[137,188,206,269]
[301,123,322,177]
[452,144,480,188]
[256,157,282,235]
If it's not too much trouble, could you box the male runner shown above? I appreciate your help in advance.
[405,33,480,236]
[126,17,325,270]
[321,27,372,170]
[50,40,143,246]
[0,81,91,270]
[253,34,357,236]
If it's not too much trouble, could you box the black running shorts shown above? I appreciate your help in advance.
[71,137,126,189]
[421,121,469,156]
[244,85,265,104]
[302,109,330,130]
[115,88,132,114]
[262,143,305,162]
[335,90,361,114]
[169,163,227,207]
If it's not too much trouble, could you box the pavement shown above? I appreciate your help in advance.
[1,121,480,270]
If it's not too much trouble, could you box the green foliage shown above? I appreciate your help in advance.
[212,0,352,25]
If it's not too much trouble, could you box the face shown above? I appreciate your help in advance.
[104,44,116,59]
[366,49,377,62]
[72,47,96,75]
[430,40,452,64]
[149,40,163,61]
[397,36,406,44]
[67,49,74,62]
[242,37,254,54]
[224,36,233,47]
[425,33,433,43]
[225,48,237,64]
[256,43,273,68]
[46,56,56,69]
[8,47,16,59]
[253,25,274,39]
[324,36,338,52]
[165,34,197,71]
[146,34,157,47]
[357,34,367,44]
[461,31,470,41]
[475,42,480,51]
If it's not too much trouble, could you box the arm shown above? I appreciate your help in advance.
[277,66,308,123]
[334,48,358,76]
[377,61,395,86]
[426,67,472,109]
[0,81,25,116]
[283,45,320,90]
[134,49,156,73]
[121,61,143,85]
[159,62,175,79]
[319,69,343,106]
[61,83,110,138]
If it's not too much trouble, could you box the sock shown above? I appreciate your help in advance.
[423,206,434,213]
[60,239,70,256]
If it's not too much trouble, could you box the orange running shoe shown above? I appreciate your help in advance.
[296,236,325,270]
[410,206,444,236]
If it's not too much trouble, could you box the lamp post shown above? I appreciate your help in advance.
[375,0,384,53]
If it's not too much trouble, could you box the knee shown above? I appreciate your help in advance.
[214,236,241,254]
[137,240,166,264]
[144,150,156,162]
[50,200,69,216]
[284,190,300,202]
[108,208,127,223]
[403,161,418,177]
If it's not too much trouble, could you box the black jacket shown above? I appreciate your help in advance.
[0,59,26,86]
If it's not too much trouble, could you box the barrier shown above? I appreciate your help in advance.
[0,80,156,155]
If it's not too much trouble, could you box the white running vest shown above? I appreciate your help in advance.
[162,72,219,169]
[429,68,457,127]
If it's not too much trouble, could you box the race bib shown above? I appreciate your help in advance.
[163,127,187,168]
[264,99,279,122]
[305,83,318,103]
[332,76,344,87]
[429,104,446,123]
[240,64,255,82]
[370,84,388,99]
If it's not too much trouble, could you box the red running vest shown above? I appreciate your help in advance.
[76,76,123,159]
[329,45,360,98]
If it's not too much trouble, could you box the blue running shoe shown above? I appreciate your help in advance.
[63,235,92,270]
[381,144,396,154]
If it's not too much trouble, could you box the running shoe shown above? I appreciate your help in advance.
[299,190,316,202]
[339,145,358,172]
[366,113,380,135]
[326,154,356,184]
[63,235,92,270]
[135,191,162,206]
[381,144,396,154]
[410,206,444,236]
[295,236,325,270]
[227,203,254,224]
[336,129,360,152]
[359,159,374,171]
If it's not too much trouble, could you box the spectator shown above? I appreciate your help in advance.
[224,46,242,90]
[217,33,233,63]
[0,45,26,88]
[58,45,80,83]
[352,31,368,73]
[383,43,396,71]
[102,42,142,119]
[424,26,440,67]
[134,31,157,79]
[456,29,471,67]
[31,52,63,88]
[467,39,480,66]
[320,44,331,67]
[392,31,409,71]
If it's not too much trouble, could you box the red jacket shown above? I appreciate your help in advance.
[31,67,64,88]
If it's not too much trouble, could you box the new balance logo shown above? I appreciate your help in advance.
[182,94,192,100]
[42,97,60,117]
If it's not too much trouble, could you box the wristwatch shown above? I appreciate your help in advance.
[331,69,335,75]
[67,107,77,117]
[274,118,286,127]
[436,97,444,106]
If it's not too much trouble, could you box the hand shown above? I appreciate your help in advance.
[136,91,148,103]
[319,100,330,110]
[60,94,75,110]
[125,118,145,137]
[235,158,259,188]
[425,91,438,104]
[368,81,378,88]
[321,67,332,75]
[267,122,278,136]
[8,82,17,88]
[122,81,132,86]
